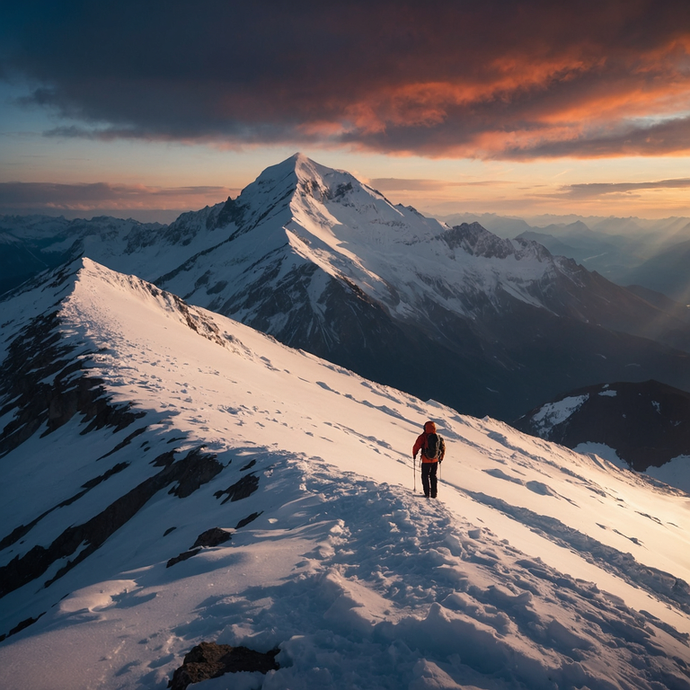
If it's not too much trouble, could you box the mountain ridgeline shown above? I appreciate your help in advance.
[3,154,690,421]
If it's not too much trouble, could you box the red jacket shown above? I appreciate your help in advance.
[413,421,442,464]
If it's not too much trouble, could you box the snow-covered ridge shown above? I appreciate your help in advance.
[1,259,690,689]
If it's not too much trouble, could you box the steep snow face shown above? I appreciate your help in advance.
[183,154,577,322]
[1,259,690,690]
[142,154,576,329]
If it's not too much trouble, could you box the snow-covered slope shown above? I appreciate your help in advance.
[1,259,689,689]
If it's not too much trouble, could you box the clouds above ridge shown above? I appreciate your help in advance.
[3,0,690,159]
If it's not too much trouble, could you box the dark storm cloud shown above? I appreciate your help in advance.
[3,0,690,158]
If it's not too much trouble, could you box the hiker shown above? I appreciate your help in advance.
[412,420,445,498]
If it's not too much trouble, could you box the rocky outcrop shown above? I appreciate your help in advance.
[168,641,279,690]
[167,528,232,568]
[235,511,263,529]
[0,613,45,643]
[0,447,222,597]
[214,473,260,503]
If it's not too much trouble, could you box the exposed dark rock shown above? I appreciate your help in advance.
[240,459,256,471]
[168,449,224,498]
[164,527,177,536]
[192,528,232,548]
[214,474,259,504]
[166,548,201,568]
[0,612,45,643]
[80,462,130,491]
[168,641,279,690]
[0,517,47,552]
[97,426,148,460]
[167,528,232,568]
[152,450,177,467]
[0,311,145,459]
[0,447,222,597]
[236,512,263,529]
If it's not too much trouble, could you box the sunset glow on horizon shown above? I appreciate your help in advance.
[2,1,690,222]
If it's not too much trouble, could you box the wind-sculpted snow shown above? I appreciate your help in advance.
[1,259,690,689]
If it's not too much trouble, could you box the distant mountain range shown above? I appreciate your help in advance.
[2,154,690,423]
[439,211,690,303]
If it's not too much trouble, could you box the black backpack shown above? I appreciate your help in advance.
[423,433,444,460]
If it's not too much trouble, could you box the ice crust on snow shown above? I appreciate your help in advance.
[0,259,689,690]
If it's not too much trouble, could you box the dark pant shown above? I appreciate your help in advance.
[421,462,438,498]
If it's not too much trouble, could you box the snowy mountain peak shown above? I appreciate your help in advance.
[236,152,399,227]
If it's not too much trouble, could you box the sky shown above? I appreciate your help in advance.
[2,0,690,222]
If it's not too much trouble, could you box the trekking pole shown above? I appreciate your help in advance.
[413,454,416,492]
